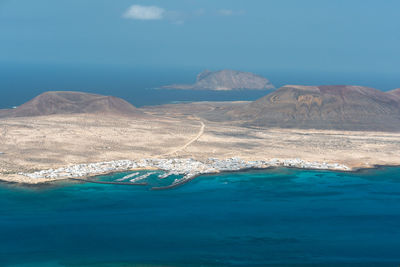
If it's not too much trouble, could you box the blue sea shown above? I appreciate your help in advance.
[1,167,400,266]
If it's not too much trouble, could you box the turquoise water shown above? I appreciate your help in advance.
[1,167,400,266]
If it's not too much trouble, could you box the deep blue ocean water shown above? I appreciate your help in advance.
[1,167,400,266]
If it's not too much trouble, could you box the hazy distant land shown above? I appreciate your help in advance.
[162,69,275,91]
[1,85,400,185]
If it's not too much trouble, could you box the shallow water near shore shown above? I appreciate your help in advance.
[1,167,400,266]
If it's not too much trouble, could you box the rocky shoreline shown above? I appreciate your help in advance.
[0,157,351,186]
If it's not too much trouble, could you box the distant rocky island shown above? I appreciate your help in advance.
[162,69,275,91]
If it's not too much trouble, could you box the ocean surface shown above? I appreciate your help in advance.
[1,167,400,266]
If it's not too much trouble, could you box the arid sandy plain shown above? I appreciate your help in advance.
[1,105,400,184]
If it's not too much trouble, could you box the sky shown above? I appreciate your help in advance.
[1,0,400,75]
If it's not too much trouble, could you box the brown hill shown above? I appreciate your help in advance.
[387,88,400,100]
[0,91,141,118]
[222,85,400,131]
[162,69,275,91]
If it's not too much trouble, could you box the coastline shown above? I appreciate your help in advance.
[1,157,398,188]
[2,114,400,187]
[152,164,400,190]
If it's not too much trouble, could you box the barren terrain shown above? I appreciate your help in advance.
[1,110,400,183]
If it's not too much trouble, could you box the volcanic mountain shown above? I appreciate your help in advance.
[387,88,400,101]
[0,91,141,118]
[162,69,275,91]
[222,85,400,131]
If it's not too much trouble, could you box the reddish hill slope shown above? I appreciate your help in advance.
[0,91,142,118]
[223,85,400,131]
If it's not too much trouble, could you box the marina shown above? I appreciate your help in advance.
[16,158,351,187]
[129,172,156,183]
[115,172,140,182]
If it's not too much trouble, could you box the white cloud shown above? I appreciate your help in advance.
[123,5,165,20]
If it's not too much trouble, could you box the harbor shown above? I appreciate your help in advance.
[15,157,351,187]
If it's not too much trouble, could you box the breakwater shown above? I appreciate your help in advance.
[18,157,350,185]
